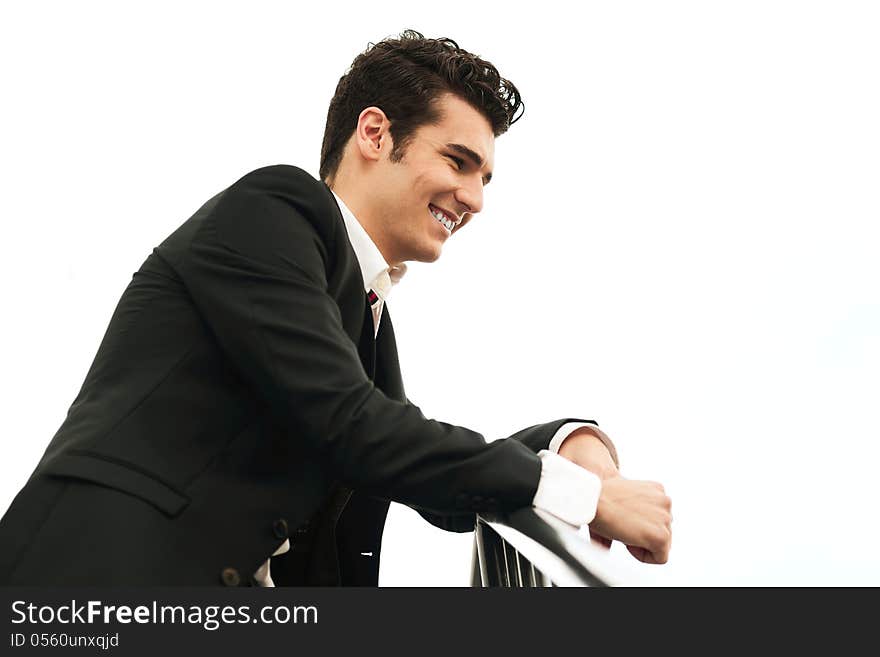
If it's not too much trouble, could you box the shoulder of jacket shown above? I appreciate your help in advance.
[233,164,320,188]
[227,164,342,248]
[232,165,329,204]
[156,165,344,283]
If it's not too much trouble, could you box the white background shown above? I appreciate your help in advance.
[1,1,878,586]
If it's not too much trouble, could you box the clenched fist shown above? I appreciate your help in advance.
[589,477,672,564]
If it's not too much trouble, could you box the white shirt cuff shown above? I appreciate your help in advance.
[532,450,602,527]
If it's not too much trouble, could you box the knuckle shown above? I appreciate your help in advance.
[650,525,672,549]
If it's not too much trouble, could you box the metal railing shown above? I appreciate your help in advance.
[471,507,626,587]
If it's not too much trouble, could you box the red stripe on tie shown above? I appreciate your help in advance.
[367,289,379,306]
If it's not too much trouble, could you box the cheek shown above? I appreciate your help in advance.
[409,172,431,196]
[412,166,454,193]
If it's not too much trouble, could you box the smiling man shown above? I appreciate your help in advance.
[0,30,671,586]
[326,92,490,264]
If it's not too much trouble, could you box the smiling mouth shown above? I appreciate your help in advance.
[429,204,457,232]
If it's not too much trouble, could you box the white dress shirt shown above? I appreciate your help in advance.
[253,191,610,586]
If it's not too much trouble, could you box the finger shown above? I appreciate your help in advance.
[626,545,666,565]
[626,544,646,562]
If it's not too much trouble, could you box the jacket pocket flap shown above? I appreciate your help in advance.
[40,452,191,517]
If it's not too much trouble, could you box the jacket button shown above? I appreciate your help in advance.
[272,518,289,539]
[220,567,241,587]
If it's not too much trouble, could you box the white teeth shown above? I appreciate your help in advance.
[430,206,454,231]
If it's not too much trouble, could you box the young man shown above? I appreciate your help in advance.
[0,30,671,586]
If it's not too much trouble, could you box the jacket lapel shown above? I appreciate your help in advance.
[373,304,405,402]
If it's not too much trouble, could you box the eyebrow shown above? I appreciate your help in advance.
[446,142,492,185]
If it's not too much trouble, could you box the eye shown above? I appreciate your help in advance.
[446,155,465,170]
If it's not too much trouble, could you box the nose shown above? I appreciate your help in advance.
[455,175,484,216]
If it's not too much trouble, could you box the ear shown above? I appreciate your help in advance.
[353,106,392,164]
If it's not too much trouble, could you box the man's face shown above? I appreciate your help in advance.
[369,93,495,265]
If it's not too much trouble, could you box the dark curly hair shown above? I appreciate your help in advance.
[319,29,524,183]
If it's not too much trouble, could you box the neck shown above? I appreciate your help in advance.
[328,175,401,267]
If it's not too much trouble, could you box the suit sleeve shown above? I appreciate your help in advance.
[412,417,609,532]
[162,168,543,516]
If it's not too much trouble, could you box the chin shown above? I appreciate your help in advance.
[422,247,444,263]
[407,243,443,263]
[408,253,441,265]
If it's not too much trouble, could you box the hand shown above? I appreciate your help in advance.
[589,476,672,564]
[557,428,618,549]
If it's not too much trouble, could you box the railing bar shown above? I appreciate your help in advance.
[477,522,495,586]
[538,568,552,587]
[472,530,485,587]
[489,525,504,587]
[504,540,518,587]
[475,520,505,587]
[500,537,511,587]
[493,533,505,587]
[518,550,530,587]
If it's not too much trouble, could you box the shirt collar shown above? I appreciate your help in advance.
[331,190,407,300]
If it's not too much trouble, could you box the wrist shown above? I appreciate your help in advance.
[557,427,605,458]
[558,429,618,479]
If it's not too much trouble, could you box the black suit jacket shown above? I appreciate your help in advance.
[0,165,598,585]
